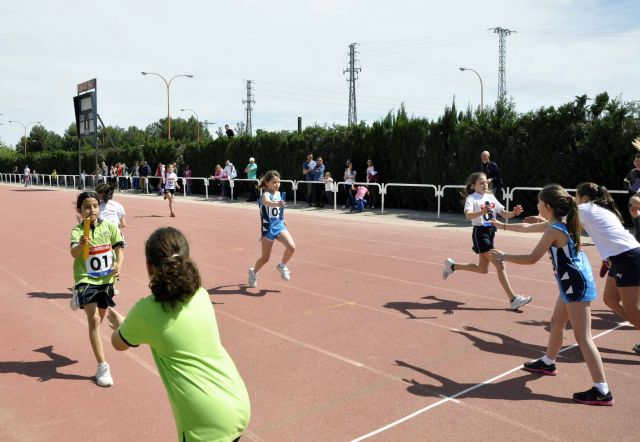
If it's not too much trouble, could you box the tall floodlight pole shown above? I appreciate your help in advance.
[180,108,200,142]
[490,27,515,103]
[343,43,362,126]
[459,67,484,109]
[242,80,255,136]
[9,120,42,154]
[141,72,194,141]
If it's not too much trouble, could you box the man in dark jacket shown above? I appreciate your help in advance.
[477,150,504,201]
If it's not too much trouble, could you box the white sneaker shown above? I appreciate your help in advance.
[442,258,455,280]
[69,288,79,311]
[96,362,113,387]
[248,268,257,288]
[510,295,532,310]
[276,263,290,281]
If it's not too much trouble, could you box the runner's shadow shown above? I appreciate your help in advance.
[384,295,506,319]
[27,291,71,300]
[0,346,94,382]
[517,310,628,332]
[395,359,573,404]
[207,284,280,298]
[454,325,640,366]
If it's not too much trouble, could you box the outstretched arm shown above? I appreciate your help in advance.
[490,227,559,266]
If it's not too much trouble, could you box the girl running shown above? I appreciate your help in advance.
[70,191,125,387]
[248,170,296,288]
[96,183,126,228]
[108,227,250,441]
[163,164,180,217]
[442,172,531,310]
[491,184,613,406]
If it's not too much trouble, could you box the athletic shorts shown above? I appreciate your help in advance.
[263,225,287,241]
[164,189,175,195]
[471,225,495,254]
[73,283,115,309]
[608,247,640,287]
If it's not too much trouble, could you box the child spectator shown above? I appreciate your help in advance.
[350,184,369,213]
[324,172,334,206]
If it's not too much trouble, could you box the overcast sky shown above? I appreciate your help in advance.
[1,0,639,145]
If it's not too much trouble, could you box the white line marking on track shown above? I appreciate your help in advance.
[351,321,631,441]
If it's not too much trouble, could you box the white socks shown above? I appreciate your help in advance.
[593,382,609,395]
[541,355,555,365]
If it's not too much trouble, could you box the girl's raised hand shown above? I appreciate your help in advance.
[513,205,524,216]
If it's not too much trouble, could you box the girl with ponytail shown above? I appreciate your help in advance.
[107,227,250,441]
[491,184,613,406]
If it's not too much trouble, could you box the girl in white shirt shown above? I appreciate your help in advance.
[442,172,531,310]
[163,164,181,218]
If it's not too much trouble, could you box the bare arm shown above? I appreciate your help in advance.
[630,194,640,218]
[490,228,559,266]
[492,218,549,233]
[119,216,127,229]
[107,308,130,351]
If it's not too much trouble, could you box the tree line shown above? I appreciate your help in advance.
[1,92,639,219]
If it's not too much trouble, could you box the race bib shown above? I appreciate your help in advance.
[268,195,284,220]
[85,244,113,278]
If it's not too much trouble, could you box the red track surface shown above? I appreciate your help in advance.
[1,184,638,441]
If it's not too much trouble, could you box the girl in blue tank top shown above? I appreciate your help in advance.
[247,170,296,289]
[491,184,613,406]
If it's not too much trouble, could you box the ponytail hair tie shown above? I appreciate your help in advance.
[171,253,179,257]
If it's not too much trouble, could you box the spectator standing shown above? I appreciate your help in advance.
[302,153,316,207]
[476,150,504,201]
[225,124,235,137]
[131,161,140,192]
[23,165,30,187]
[210,164,224,199]
[245,157,258,202]
[324,172,335,206]
[366,159,379,209]
[100,161,108,184]
[184,165,193,196]
[342,161,356,209]
[223,160,237,200]
[139,161,151,193]
[311,157,325,207]
[624,153,640,241]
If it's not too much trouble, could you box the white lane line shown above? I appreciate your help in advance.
[351,321,631,441]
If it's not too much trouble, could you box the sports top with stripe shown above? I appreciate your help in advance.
[548,222,597,303]
[259,191,286,240]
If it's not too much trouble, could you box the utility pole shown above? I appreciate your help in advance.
[242,80,255,136]
[490,27,515,103]
[343,43,361,126]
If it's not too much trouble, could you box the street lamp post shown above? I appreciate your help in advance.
[9,120,42,154]
[180,108,200,142]
[141,72,194,141]
[459,67,484,110]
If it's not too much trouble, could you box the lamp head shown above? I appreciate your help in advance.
[141,72,148,75]
[459,67,466,71]
[185,75,194,78]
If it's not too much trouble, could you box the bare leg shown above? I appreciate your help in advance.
[603,276,628,321]
[84,303,107,363]
[619,285,640,329]
[168,194,174,216]
[566,301,606,383]
[454,253,515,300]
[276,230,296,264]
[253,237,275,273]
[545,296,569,359]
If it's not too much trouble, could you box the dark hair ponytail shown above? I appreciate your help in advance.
[576,182,623,224]
[95,183,115,203]
[539,184,581,254]
[145,227,201,310]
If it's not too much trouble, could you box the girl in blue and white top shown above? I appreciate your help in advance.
[248,171,296,288]
[491,184,613,406]
[442,172,530,310]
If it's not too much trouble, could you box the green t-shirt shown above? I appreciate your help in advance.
[245,163,257,180]
[119,287,250,442]
[70,220,123,285]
